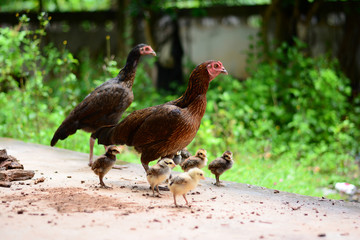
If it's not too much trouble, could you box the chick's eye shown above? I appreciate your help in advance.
[214,64,219,68]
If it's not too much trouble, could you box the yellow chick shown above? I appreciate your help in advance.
[146,158,176,196]
[168,168,205,207]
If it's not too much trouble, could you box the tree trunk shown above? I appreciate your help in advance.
[338,9,360,97]
[116,0,130,60]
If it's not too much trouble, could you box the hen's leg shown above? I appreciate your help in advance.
[89,137,95,166]
[141,162,149,172]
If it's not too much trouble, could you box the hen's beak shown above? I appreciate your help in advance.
[150,51,156,56]
[221,67,228,75]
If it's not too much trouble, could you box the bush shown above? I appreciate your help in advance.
[0,13,78,143]
[191,39,359,196]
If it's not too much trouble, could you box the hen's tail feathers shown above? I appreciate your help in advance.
[50,121,79,146]
[93,125,116,146]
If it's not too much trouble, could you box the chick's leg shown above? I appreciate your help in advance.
[183,194,189,206]
[151,185,155,197]
[99,173,110,188]
[156,185,162,196]
[215,175,223,187]
[215,175,220,186]
[173,194,178,207]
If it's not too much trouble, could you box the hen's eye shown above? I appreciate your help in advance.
[214,64,218,68]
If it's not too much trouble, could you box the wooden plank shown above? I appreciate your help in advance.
[0,169,35,181]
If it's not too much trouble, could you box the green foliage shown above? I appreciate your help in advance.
[0,0,111,12]
[0,13,78,144]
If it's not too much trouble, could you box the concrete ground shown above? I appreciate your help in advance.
[0,137,359,240]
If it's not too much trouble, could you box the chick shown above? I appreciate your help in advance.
[91,145,122,188]
[172,151,182,165]
[146,158,176,196]
[208,150,234,186]
[180,149,207,172]
[168,168,205,207]
[175,148,192,165]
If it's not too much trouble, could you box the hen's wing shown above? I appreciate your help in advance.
[51,80,132,146]
[103,103,191,149]
[132,105,195,152]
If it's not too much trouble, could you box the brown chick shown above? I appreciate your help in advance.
[146,158,176,197]
[180,149,207,172]
[168,168,205,207]
[94,60,228,173]
[91,145,122,188]
[50,44,156,166]
[208,151,234,186]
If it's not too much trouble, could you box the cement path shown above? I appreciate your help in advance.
[0,137,359,240]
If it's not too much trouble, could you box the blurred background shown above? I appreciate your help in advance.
[1,0,360,200]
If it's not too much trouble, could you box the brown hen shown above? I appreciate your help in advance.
[94,60,227,172]
[50,44,156,166]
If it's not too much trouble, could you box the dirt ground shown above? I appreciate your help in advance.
[1,137,360,240]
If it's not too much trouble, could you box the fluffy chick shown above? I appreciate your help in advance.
[168,168,205,207]
[91,145,122,188]
[180,149,207,172]
[208,150,234,186]
[147,158,176,196]
[173,148,192,165]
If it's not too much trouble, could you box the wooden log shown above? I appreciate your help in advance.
[0,181,12,188]
[0,149,23,169]
[0,169,35,181]
[0,149,9,161]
